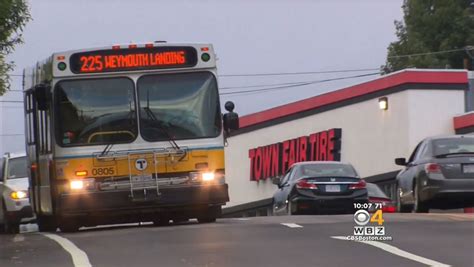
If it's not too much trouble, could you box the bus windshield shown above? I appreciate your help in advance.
[137,72,221,141]
[55,77,137,146]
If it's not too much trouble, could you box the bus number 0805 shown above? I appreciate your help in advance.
[92,167,115,176]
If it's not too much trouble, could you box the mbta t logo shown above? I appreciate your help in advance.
[135,158,148,171]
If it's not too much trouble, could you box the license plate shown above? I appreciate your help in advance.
[463,164,474,173]
[326,185,341,192]
[131,174,153,185]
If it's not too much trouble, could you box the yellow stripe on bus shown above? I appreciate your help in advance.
[54,149,225,180]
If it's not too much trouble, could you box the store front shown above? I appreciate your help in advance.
[223,69,470,215]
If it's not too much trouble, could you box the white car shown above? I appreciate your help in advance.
[0,152,34,233]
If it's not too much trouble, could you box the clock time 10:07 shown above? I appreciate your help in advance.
[354,203,382,209]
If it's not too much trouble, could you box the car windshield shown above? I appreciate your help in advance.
[366,183,388,198]
[7,157,27,179]
[55,78,137,146]
[433,138,474,156]
[137,72,221,141]
[298,163,357,178]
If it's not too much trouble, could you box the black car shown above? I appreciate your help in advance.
[366,183,396,213]
[395,135,474,213]
[272,161,368,215]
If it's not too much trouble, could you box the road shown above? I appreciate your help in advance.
[1,213,473,267]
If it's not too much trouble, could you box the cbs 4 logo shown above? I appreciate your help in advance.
[354,209,384,226]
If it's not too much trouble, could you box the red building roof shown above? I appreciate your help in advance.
[454,112,474,131]
[239,70,468,129]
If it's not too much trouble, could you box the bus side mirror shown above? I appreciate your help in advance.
[223,101,239,132]
[34,84,51,111]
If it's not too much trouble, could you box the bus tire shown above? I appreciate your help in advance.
[197,206,220,223]
[153,218,170,227]
[37,216,57,232]
[172,218,189,224]
[197,216,216,223]
[59,219,80,233]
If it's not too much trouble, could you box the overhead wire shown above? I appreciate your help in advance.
[219,72,380,96]
[220,80,315,90]
[387,47,471,59]
[218,68,380,77]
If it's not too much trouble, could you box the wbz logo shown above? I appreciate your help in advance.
[353,209,385,236]
[354,226,385,236]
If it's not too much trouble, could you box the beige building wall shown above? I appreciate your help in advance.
[224,89,464,207]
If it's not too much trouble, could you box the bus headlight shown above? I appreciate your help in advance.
[202,172,215,181]
[70,179,95,191]
[10,190,28,200]
[70,180,84,190]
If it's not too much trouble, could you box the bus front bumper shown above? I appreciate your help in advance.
[57,184,229,218]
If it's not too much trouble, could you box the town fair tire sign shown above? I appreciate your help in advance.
[248,128,342,181]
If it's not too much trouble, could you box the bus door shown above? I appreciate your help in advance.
[24,89,41,213]
[25,86,54,216]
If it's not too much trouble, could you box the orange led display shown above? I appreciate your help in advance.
[70,46,197,74]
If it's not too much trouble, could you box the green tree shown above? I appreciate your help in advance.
[383,0,474,73]
[0,0,31,95]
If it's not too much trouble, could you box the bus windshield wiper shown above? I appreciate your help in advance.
[144,90,181,151]
[435,152,474,158]
[143,108,180,151]
[100,143,114,157]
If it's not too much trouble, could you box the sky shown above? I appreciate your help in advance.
[0,0,403,154]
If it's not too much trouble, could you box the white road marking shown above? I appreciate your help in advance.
[331,236,451,267]
[13,234,25,242]
[41,233,92,267]
[281,223,303,228]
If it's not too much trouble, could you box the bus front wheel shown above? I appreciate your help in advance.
[197,206,220,223]
[59,219,80,233]
[37,215,57,232]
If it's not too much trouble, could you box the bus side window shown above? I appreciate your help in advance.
[25,90,36,146]
[0,158,4,182]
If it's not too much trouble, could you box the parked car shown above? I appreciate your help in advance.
[395,135,474,213]
[366,183,396,213]
[272,161,368,215]
[0,152,34,233]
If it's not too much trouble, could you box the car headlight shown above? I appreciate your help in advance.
[10,190,28,200]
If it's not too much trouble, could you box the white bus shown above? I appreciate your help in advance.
[23,42,239,232]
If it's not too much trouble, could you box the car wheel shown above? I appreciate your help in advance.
[4,217,19,234]
[272,200,278,216]
[2,202,19,234]
[396,186,411,213]
[413,183,429,213]
[286,200,294,215]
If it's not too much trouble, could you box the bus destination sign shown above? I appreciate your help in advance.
[69,46,198,74]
